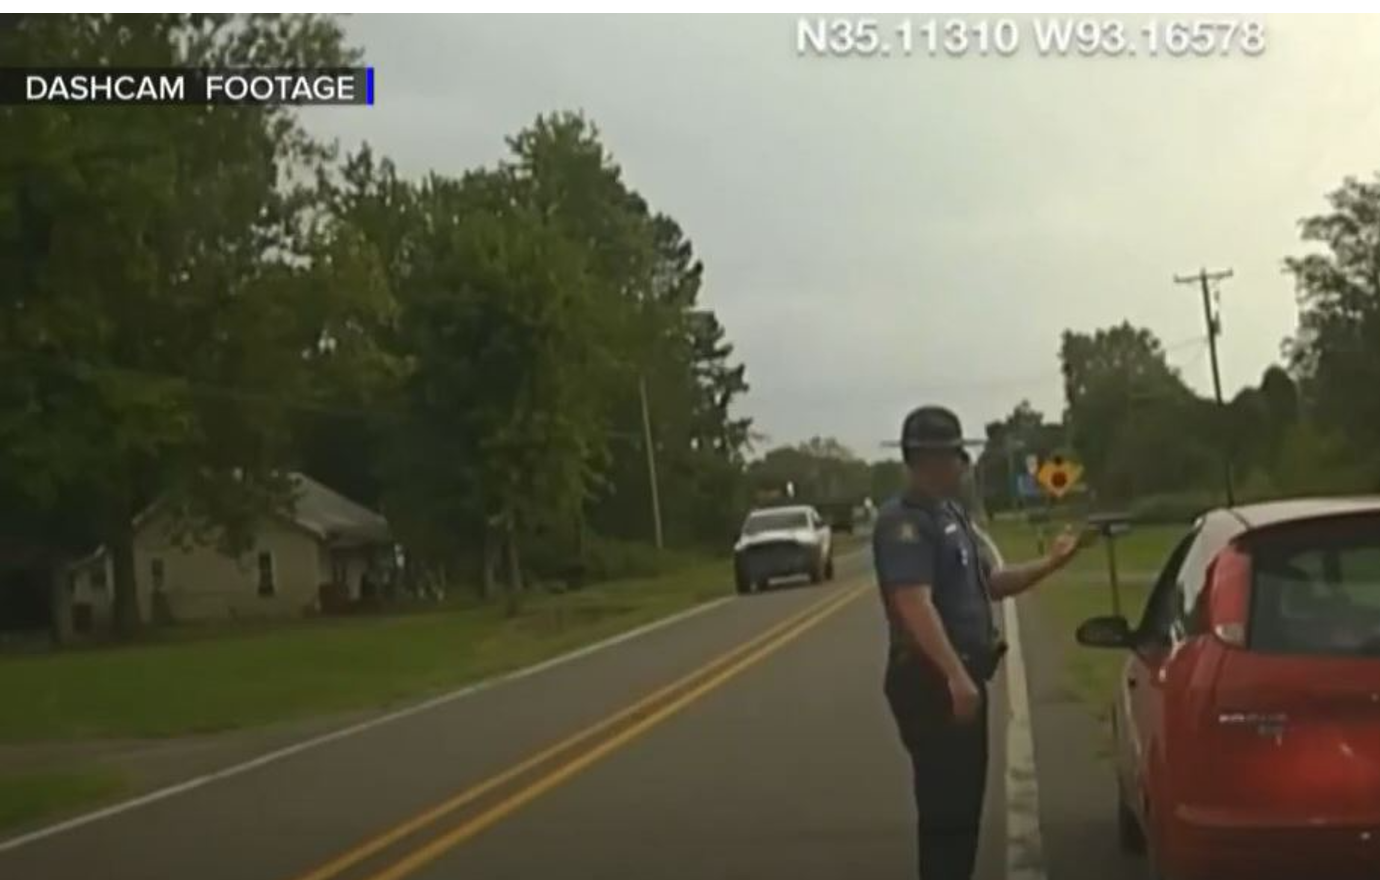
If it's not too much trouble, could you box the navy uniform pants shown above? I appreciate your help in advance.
[884,657,990,880]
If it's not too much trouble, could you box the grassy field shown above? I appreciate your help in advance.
[0,767,127,833]
[988,517,1182,728]
[0,561,737,743]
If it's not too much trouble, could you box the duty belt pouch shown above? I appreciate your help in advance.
[966,639,1009,682]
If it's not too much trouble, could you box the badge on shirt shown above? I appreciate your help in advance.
[895,521,919,543]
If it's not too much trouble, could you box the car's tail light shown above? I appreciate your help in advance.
[1205,543,1251,648]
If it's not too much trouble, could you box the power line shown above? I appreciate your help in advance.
[1179,342,1210,372]
[1165,335,1210,356]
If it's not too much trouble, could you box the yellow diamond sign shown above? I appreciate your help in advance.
[1036,456,1083,499]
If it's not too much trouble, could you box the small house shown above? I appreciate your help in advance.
[69,474,394,626]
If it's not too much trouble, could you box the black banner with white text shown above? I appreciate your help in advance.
[0,67,374,105]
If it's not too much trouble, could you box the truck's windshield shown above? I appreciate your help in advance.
[743,511,810,535]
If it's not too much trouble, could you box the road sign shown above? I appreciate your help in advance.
[1036,455,1083,499]
[1015,473,1041,499]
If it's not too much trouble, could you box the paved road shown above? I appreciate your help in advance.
[0,549,1147,880]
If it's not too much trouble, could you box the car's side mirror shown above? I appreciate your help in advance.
[1076,615,1133,649]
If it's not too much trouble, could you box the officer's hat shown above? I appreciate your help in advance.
[900,405,969,462]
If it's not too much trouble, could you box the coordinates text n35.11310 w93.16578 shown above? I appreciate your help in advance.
[795,18,1267,59]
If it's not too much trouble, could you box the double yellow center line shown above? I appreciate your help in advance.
[287,583,867,880]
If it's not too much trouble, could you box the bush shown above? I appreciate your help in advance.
[579,536,707,583]
[1127,491,1220,524]
[1273,423,1378,496]
[523,531,712,590]
[1125,477,1294,524]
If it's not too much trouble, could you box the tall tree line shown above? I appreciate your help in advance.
[0,15,752,636]
[978,172,1380,514]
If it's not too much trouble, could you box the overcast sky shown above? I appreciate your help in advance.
[303,14,1380,460]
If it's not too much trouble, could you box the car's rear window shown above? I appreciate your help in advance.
[743,511,810,534]
[1248,515,1380,656]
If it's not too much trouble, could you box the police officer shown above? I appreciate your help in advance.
[873,405,1084,880]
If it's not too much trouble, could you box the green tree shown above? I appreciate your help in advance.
[1259,365,1300,435]
[294,146,414,511]
[0,14,368,636]
[1224,386,1269,482]
[1060,323,1198,497]
[1285,174,1380,486]
[1272,422,1370,496]
[748,438,869,506]
[0,485,97,644]
[1100,400,1218,501]
[382,156,629,609]
[686,310,752,463]
[313,113,752,601]
[868,460,907,502]
[977,401,1064,511]
[506,114,751,552]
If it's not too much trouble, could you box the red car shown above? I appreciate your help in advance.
[1077,498,1380,880]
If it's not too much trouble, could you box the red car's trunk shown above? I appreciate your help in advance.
[1205,651,1380,826]
[1193,514,1380,830]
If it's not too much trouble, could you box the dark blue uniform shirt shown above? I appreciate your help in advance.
[872,494,997,671]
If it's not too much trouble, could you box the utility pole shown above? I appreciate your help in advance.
[1174,268,1236,507]
[638,375,664,550]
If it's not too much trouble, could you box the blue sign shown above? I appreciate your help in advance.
[1015,473,1041,499]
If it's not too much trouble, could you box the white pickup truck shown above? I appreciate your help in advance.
[732,505,834,595]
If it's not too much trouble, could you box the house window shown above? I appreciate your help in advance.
[257,551,276,597]
[150,558,165,593]
[91,565,108,592]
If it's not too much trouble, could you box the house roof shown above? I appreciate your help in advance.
[68,473,390,568]
[288,474,391,546]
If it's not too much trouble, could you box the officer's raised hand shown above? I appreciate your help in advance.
[985,523,1090,601]
[1048,526,1090,568]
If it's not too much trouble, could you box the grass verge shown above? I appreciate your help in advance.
[989,517,1181,732]
[0,767,127,834]
[0,561,734,742]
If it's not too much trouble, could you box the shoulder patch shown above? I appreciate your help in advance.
[895,520,919,543]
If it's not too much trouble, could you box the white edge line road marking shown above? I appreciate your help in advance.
[1,592,738,853]
[1003,597,1048,880]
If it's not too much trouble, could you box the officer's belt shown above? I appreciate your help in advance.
[890,638,1009,682]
